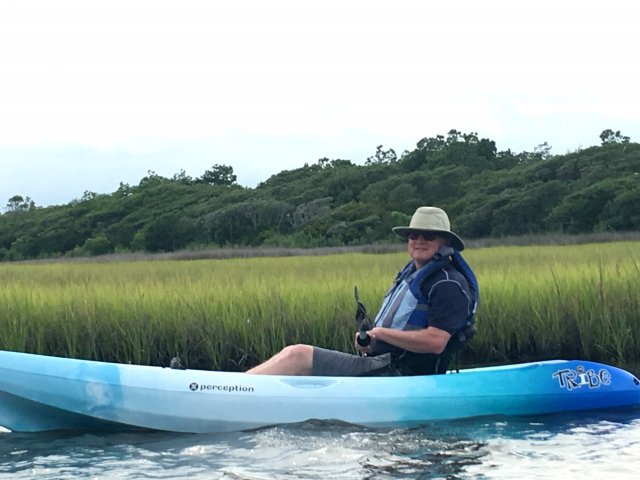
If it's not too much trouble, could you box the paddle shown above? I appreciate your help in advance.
[354,286,372,347]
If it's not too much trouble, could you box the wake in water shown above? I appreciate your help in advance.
[0,410,638,479]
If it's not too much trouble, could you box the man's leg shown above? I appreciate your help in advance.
[246,344,313,375]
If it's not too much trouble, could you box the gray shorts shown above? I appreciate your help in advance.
[311,347,393,376]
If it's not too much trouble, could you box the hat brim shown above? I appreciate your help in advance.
[392,227,465,251]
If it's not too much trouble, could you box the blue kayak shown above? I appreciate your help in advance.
[1,349,639,433]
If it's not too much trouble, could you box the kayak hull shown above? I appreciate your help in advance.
[1,350,639,433]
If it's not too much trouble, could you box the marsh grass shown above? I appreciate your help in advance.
[469,243,640,365]
[1,241,639,369]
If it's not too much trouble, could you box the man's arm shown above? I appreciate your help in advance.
[359,326,451,354]
[356,275,470,355]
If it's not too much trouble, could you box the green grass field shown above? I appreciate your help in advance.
[1,241,638,370]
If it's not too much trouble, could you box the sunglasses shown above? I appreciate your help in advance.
[407,232,438,241]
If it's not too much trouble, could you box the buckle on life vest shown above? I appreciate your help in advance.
[457,323,477,343]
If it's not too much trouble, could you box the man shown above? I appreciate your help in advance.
[247,206,478,376]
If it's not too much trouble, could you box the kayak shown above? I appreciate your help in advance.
[1,349,639,433]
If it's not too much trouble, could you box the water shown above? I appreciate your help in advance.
[0,410,639,479]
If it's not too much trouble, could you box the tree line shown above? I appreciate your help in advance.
[1,129,638,261]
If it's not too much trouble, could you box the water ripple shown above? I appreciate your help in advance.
[0,410,638,479]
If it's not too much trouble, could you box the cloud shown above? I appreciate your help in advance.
[1,0,639,206]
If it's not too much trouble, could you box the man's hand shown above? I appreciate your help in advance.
[355,330,376,354]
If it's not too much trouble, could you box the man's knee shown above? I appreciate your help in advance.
[280,344,313,364]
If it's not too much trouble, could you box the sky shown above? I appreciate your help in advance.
[1,0,639,207]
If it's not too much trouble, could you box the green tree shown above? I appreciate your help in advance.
[206,199,292,246]
[79,235,113,256]
[144,213,196,252]
[547,179,621,233]
[600,129,630,145]
[490,181,568,235]
[366,145,397,165]
[2,130,640,260]
[172,169,194,185]
[597,178,640,231]
[198,164,237,186]
[5,195,35,213]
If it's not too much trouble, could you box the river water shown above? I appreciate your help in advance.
[0,410,638,479]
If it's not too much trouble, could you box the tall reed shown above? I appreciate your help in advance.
[469,242,640,365]
[0,241,638,369]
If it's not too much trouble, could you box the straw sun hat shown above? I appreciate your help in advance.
[392,206,465,251]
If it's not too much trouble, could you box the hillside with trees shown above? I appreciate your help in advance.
[1,129,638,261]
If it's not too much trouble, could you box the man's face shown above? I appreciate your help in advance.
[407,232,447,267]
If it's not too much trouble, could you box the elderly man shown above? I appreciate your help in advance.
[247,206,478,376]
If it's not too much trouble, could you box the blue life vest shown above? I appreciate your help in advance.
[373,250,479,338]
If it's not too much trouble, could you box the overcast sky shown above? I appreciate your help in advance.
[1,0,638,207]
